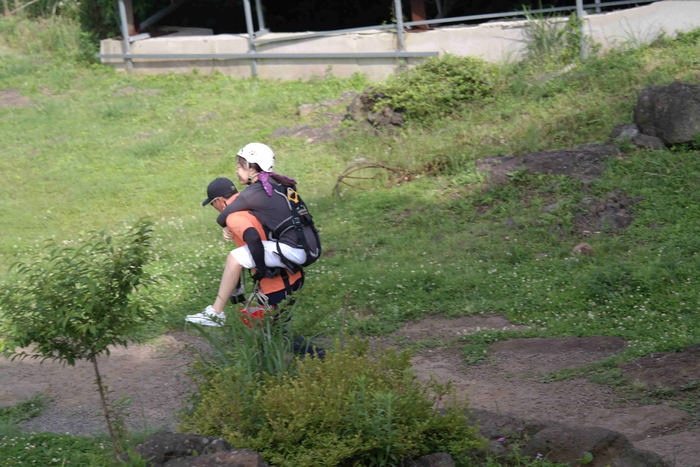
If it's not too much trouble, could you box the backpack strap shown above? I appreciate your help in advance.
[269,186,321,269]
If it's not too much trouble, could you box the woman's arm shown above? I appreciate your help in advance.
[217,191,255,227]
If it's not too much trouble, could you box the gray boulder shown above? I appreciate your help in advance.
[403,452,455,467]
[163,450,268,467]
[345,89,405,128]
[609,124,665,150]
[132,431,232,466]
[466,409,667,467]
[297,103,317,117]
[522,425,666,467]
[634,81,700,145]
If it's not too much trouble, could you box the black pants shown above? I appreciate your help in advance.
[265,275,325,359]
[265,274,305,309]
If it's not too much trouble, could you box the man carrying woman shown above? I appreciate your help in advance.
[186,143,323,356]
[185,176,304,326]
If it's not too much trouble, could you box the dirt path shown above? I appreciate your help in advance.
[1,318,699,466]
[0,332,198,436]
[399,317,700,467]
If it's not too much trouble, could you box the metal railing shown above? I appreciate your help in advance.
[252,0,655,46]
[98,0,657,76]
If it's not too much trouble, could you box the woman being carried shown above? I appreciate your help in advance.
[187,143,320,324]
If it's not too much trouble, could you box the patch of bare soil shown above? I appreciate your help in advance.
[0,331,198,436]
[0,89,35,108]
[2,318,700,466]
[398,316,700,467]
[620,344,700,389]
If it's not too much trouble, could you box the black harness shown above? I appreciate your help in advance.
[268,186,321,273]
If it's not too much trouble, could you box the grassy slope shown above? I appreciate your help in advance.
[2,22,700,358]
[2,16,700,467]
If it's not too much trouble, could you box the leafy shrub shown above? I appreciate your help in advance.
[0,15,96,63]
[181,339,485,466]
[375,54,496,121]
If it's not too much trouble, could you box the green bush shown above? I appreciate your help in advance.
[376,54,496,121]
[0,15,96,63]
[181,339,485,467]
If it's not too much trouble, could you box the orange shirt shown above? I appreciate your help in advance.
[224,196,302,295]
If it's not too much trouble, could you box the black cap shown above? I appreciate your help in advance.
[202,177,237,206]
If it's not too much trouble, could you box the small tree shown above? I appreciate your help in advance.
[0,221,161,458]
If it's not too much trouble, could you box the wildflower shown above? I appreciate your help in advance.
[497,437,506,442]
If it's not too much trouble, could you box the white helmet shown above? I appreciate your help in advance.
[237,142,275,172]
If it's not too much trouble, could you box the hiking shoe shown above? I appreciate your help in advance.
[186,306,226,327]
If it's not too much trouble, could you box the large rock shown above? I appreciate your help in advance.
[345,89,405,128]
[573,190,644,234]
[133,431,232,466]
[403,452,455,467]
[634,81,700,145]
[466,409,667,467]
[609,124,665,150]
[163,450,268,467]
[475,144,622,185]
[522,425,666,467]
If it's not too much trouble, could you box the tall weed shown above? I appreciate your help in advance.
[0,15,96,62]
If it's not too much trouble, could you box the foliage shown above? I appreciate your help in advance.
[0,221,161,457]
[0,431,115,466]
[0,394,49,427]
[375,54,497,121]
[0,14,97,62]
[0,221,160,363]
[181,339,485,466]
[189,302,296,385]
[519,10,587,67]
[4,21,700,463]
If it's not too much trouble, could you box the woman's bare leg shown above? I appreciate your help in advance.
[212,253,243,313]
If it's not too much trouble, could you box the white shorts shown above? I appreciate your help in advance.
[231,241,307,269]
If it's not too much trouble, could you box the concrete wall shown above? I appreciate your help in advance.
[99,1,700,80]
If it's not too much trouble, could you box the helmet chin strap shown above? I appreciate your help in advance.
[241,159,257,185]
[246,167,258,185]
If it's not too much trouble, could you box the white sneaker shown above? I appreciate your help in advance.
[186,306,226,327]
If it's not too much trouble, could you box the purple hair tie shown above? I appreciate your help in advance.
[258,172,297,196]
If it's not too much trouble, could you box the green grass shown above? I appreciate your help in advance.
[0,431,116,466]
[2,15,700,465]
[1,18,699,347]
[0,395,114,466]
[0,395,49,427]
